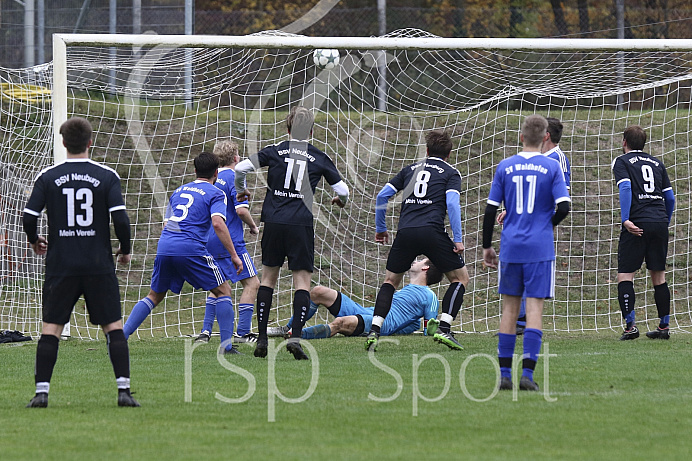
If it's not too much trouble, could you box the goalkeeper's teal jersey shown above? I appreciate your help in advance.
[382,284,439,335]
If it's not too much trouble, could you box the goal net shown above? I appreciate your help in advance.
[2,29,692,339]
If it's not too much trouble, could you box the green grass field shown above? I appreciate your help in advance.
[2,332,692,460]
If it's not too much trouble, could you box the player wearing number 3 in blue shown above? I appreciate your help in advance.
[124,152,244,354]
[482,115,571,391]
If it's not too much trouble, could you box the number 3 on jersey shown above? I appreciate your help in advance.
[512,175,537,214]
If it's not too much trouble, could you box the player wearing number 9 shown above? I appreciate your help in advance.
[611,125,675,341]
[482,114,570,391]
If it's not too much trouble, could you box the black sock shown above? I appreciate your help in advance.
[326,292,342,317]
[618,281,635,328]
[291,289,311,339]
[373,283,396,320]
[106,329,130,381]
[256,286,274,337]
[654,282,670,328]
[439,282,465,333]
[35,334,60,387]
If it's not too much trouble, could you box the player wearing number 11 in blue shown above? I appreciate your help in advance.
[482,115,570,391]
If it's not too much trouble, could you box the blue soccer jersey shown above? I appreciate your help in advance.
[157,180,227,256]
[206,168,248,259]
[544,146,571,190]
[487,152,570,263]
[381,284,439,335]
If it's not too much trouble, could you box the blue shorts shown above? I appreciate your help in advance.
[339,294,419,336]
[216,247,258,284]
[151,254,226,294]
[498,260,555,299]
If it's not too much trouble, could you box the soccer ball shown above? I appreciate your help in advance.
[313,49,340,70]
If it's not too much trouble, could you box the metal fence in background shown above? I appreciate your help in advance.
[1,0,691,68]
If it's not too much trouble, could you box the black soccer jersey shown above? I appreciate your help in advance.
[23,158,126,276]
[388,157,462,230]
[256,139,343,226]
[612,150,672,223]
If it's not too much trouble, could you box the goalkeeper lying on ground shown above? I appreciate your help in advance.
[268,258,447,340]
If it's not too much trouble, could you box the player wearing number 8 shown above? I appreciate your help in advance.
[366,129,470,352]
[612,125,675,341]
[482,115,570,391]
[234,106,349,360]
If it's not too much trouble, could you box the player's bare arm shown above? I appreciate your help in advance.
[623,219,643,236]
[331,180,349,208]
[115,247,131,264]
[375,231,389,244]
[31,236,48,256]
[236,206,259,235]
[212,215,244,274]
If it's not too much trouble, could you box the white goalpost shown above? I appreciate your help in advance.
[2,30,692,339]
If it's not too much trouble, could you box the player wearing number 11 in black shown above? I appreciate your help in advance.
[366,129,470,352]
[612,125,675,341]
[235,106,349,360]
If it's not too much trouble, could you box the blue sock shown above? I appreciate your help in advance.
[124,297,155,338]
[286,302,319,330]
[660,315,670,329]
[497,333,516,379]
[215,296,235,351]
[236,303,254,336]
[517,298,527,326]
[202,297,217,333]
[625,310,635,329]
[301,324,331,340]
[522,328,543,381]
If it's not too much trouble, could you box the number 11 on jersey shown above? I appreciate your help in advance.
[512,175,537,214]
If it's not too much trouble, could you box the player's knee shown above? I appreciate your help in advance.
[310,285,330,304]
[243,276,260,293]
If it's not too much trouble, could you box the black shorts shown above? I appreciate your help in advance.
[42,273,122,326]
[618,221,669,273]
[386,227,465,274]
[261,222,314,272]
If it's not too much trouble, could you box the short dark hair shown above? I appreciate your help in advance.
[546,117,563,144]
[286,106,314,139]
[194,152,219,179]
[624,125,647,151]
[59,117,92,154]
[424,259,443,286]
[213,140,239,167]
[426,130,453,159]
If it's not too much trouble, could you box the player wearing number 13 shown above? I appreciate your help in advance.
[235,106,349,360]
[23,117,138,407]
[482,115,570,391]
